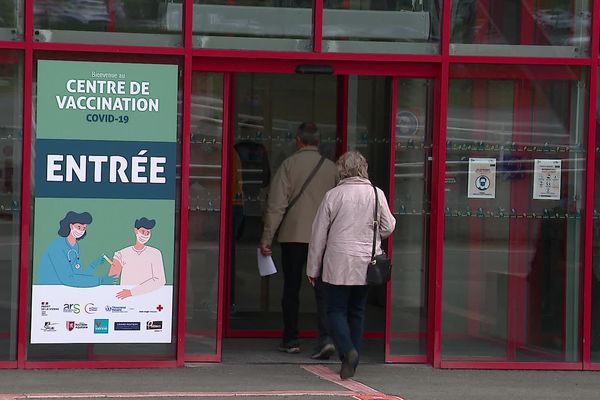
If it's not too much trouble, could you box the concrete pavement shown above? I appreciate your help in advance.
[0,362,599,400]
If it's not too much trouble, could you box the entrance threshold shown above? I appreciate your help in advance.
[219,338,385,364]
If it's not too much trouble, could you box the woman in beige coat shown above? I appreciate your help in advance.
[307,151,395,379]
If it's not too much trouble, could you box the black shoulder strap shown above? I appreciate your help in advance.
[286,156,326,214]
[371,183,379,261]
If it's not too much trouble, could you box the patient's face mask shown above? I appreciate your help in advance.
[136,230,151,244]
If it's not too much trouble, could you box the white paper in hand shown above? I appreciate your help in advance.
[257,248,277,277]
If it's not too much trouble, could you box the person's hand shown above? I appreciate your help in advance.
[116,289,132,299]
[94,255,106,265]
[307,276,317,287]
[259,243,272,256]
[100,275,118,285]
[109,258,123,277]
[88,255,107,272]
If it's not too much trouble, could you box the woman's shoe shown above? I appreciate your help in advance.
[311,343,335,360]
[340,349,358,379]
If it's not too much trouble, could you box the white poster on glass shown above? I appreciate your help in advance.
[467,158,496,199]
[533,159,561,200]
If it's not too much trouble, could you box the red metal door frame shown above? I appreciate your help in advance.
[384,76,434,364]
[586,0,600,372]
[384,77,398,362]
[194,58,440,361]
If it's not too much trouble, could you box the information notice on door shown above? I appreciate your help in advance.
[30,60,178,344]
[533,159,562,200]
[467,158,496,199]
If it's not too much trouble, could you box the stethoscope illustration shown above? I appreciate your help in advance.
[67,248,81,269]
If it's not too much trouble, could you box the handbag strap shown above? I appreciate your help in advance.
[371,183,379,262]
[286,156,326,214]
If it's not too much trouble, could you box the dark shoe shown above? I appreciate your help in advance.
[340,349,358,379]
[311,343,336,360]
[278,342,300,354]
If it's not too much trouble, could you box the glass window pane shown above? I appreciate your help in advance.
[451,0,591,57]
[193,1,312,51]
[0,50,22,361]
[0,0,22,40]
[323,1,440,54]
[443,69,587,363]
[34,0,182,46]
[390,79,432,357]
[186,73,224,356]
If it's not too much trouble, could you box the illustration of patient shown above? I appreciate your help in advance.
[110,217,166,299]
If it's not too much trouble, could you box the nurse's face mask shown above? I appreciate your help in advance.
[70,224,86,239]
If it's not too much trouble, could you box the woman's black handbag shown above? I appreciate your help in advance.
[366,183,392,285]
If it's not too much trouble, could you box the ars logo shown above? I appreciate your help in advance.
[66,321,75,331]
[64,303,81,314]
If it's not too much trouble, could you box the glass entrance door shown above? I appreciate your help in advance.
[227,73,338,335]
[225,72,435,361]
[184,65,437,363]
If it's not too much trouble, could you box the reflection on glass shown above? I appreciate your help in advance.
[185,73,224,356]
[229,73,336,332]
[0,51,22,361]
[451,0,591,56]
[34,0,182,46]
[0,0,21,39]
[443,70,587,363]
[323,0,440,54]
[192,0,312,51]
[390,79,432,356]
[346,76,391,333]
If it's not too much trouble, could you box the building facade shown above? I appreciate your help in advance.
[1,0,600,370]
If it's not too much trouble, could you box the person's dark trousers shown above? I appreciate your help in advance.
[314,277,333,347]
[323,282,369,361]
[280,242,309,345]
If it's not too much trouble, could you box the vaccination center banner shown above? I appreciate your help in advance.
[30,60,178,344]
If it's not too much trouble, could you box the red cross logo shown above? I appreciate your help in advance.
[156,304,164,312]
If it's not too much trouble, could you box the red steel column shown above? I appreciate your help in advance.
[385,77,398,362]
[216,73,234,360]
[313,0,323,52]
[17,0,34,369]
[583,0,600,370]
[431,0,452,368]
[336,75,349,157]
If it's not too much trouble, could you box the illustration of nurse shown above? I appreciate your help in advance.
[35,211,115,287]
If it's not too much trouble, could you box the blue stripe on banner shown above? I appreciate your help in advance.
[35,139,176,200]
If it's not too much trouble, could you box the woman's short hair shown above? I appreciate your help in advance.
[336,151,369,180]
[296,122,320,146]
[58,211,93,238]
